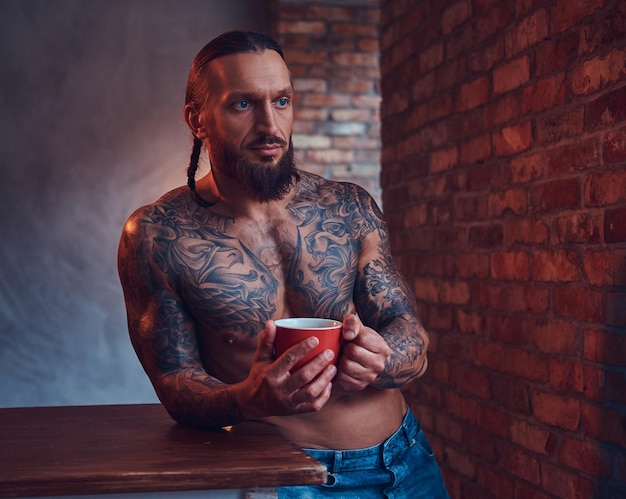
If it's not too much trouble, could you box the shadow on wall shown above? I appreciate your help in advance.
[593,255,626,498]
[0,0,267,408]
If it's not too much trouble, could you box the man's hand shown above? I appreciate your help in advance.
[235,320,337,420]
[335,314,391,391]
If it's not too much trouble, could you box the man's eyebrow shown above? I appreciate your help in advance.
[226,86,294,101]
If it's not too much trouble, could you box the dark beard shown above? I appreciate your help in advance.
[210,136,299,202]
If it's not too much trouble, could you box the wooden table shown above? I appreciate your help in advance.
[0,403,327,498]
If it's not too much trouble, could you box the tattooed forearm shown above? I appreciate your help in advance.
[373,317,428,388]
[160,369,243,429]
[356,258,428,388]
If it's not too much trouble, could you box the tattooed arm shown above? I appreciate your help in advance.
[336,187,429,390]
[118,208,336,429]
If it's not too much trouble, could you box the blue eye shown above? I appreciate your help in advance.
[277,97,289,107]
[237,100,250,109]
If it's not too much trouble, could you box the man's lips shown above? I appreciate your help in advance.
[251,144,282,155]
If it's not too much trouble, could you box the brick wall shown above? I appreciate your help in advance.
[268,0,382,203]
[379,1,625,498]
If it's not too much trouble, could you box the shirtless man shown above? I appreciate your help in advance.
[118,31,449,498]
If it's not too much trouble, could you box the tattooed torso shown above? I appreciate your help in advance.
[133,172,397,381]
[121,171,421,446]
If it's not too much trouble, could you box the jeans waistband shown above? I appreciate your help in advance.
[303,408,420,473]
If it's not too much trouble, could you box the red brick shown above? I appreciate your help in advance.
[470,36,505,72]
[557,434,611,477]
[484,93,521,128]
[532,249,582,282]
[488,187,527,216]
[331,51,379,67]
[457,365,490,399]
[504,217,549,245]
[572,47,626,95]
[473,342,549,381]
[442,0,472,34]
[493,56,530,94]
[487,312,528,344]
[464,425,498,462]
[529,318,577,355]
[427,93,454,121]
[476,281,549,314]
[306,5,354,21]
[506,8,548,56]
[445,445,477,478]
[603,125,626,163]
[303,93,351,108]
[285,49,327,66]
[586,84,626,131]
[499,444,540,484]
[523,72,567,113]
[439,279,470,305]
[582,402,626,448]
[475,3,515,42]
[456,309,488,336]
[437,58,468,91]
[490,374,531,414]
[491,251,530,280]
[510,418,553,455]
[430,357,455,386]
[546,138,599,175]
[430,146,459,172]
[608,371,626,404]
[419,42,444,72]
[529,178,581,212]
[584,328,626,366]
[554,287,604,322]
[449,108,485,141]
[434,412,464,444]
[535,29,579,77]
[411,73,437,103]
[278,20,326,35]
[458,76,490,112]
[586,167,626,206]
[540,462,595,499]
[531,390,581,430]
[605,205,626,243]
[467,161,504,190]
[547,359,605,401]
[468,224,504,248]
[476,403,510,438]
[549,0,605,34]
[607,291,626,327]
[476,463,514,499]
[493,121,532,156]
[331,23,377,37]
[510,151,547,182]
[456,253,490,278]
[514,483,553,499]
[443,390,479,424]
[550,211,603,244]
[446,24,475,60]
[536,106,585,145]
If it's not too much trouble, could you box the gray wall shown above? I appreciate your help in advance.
[0,0,268,407]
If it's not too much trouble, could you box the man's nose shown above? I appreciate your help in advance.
[255,102,279,136]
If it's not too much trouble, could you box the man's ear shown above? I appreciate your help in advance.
[183,104,208,140]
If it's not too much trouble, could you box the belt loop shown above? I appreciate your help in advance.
[332,450,343,472]
[402,422,415,447]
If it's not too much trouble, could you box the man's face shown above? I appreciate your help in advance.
[200,50,297,201]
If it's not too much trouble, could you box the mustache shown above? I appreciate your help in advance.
[246,136,288,148]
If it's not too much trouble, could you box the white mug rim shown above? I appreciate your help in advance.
[275,318,342,330]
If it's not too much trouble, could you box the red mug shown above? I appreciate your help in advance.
[274,318,342,372]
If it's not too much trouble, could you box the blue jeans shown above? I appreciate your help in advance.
[277,409,450,498]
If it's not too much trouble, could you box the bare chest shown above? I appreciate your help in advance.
[167,215,359,342]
